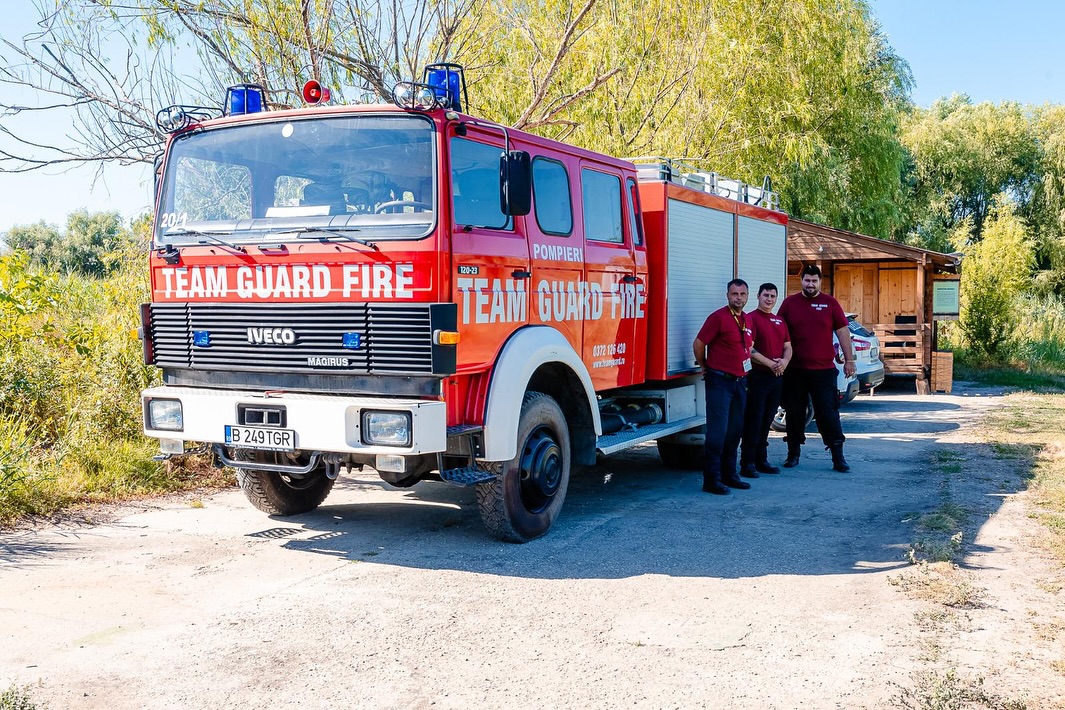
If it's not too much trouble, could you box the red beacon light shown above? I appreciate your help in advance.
[302,80,331,105]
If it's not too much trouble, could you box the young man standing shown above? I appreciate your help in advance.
[777,265,856,472]
[693,279,754,495]
[740,283,792,477]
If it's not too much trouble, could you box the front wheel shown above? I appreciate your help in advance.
[476,392,570,543]
[237,466,335,516]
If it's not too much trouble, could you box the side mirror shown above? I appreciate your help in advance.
[500,150,531,216]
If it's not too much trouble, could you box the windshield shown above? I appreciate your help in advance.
[155,114,436,245]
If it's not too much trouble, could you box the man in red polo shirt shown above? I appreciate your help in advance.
[693,279,754,495]
[740,282,792,477]
[777,264,856,472]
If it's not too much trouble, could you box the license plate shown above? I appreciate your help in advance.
[225,425,295,451]
[871,347,879,359]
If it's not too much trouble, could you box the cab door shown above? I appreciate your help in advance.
[448,128,530,373]
[580,165,640,389]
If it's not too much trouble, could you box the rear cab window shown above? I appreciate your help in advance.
[581,169,624,244]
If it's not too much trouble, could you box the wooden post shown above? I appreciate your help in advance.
[916,259,929,393]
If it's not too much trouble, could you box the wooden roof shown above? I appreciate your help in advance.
[788,219,961,274]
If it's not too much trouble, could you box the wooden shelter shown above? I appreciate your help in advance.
[786,219,962,393]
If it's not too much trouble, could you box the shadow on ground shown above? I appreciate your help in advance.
[242,389,1025,581]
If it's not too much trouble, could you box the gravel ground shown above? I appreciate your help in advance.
[2,383,1063,709]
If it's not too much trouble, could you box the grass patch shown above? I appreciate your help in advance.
[892,668,1028,709]
[0,251,229,527]
[953,362,1065,391]
[0,684,39,710]
[984,394,1065,566]
[890,561,985,609]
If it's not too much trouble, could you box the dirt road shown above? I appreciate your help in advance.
[3,384,1063,709]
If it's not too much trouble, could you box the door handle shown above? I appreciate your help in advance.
[512,269,532,279]
[621,275,638,284]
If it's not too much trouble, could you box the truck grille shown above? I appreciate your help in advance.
[148,302,456,376]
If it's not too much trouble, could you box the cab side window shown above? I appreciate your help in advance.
[532,158,573,236]
[581,169,623,243]
[626,177,644,246]
[450,137,509,230]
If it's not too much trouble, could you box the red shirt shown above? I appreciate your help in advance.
[747,308,790,370]
[778,291,847,369]
[696,306,753,377]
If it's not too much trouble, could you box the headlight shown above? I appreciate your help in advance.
[361,411,411,447]
[147,399,183,431]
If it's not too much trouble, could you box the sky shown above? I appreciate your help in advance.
[1,0,1064,235]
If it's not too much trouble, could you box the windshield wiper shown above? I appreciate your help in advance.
[286,227,379,251]
[162,229,247,253]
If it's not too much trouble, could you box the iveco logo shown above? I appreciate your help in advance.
[247,327,297,345]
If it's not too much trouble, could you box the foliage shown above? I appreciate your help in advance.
[900,96,1041,250]
[0,231,221,525]
[4,210,134,277]
[0,684,38,710]
[463,0,913,238]
[958,197,1034,359]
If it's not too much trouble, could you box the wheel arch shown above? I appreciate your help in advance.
[482,326,600,463]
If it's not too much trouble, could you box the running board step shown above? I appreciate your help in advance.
[439,465,497,487]
[596,415,705,456]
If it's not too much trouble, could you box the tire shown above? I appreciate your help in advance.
[770,395,814,433]
[656,440,704,470]
[476,392,570,543]
[237,467,335,516]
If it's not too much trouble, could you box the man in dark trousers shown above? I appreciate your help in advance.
[693,279,754,495]
[777,264,856,472]
[740,283,792,478]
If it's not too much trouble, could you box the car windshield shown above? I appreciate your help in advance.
[155,114,436,245]
[847,315,874,338]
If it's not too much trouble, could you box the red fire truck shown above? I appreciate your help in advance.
[140,66,787,541]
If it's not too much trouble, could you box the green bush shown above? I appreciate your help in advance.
[0,232,216,525]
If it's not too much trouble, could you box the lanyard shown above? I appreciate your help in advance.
[729,309,748,352]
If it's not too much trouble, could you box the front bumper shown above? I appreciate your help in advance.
[141,386,446,455]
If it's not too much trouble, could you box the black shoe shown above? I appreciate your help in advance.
[702,482,730,495]
[723,477,751,490]
[783,450,801,468]
[755,461,781,474]
[740,463,760,478]
[830,443,850,473]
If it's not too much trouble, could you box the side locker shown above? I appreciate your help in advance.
[664,197,735,375]
[736,207,788,313]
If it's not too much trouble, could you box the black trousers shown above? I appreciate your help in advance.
[740,368,782,465]
[703,370,747,484]
[782,367,844,448]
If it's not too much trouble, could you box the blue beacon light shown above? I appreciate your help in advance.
[225,84,266,116]
[423,64,465,112]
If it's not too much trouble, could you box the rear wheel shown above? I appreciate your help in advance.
[476,392,570,543]
[656,440,704,470]
[237,466,335,516]
[770,395,814,433]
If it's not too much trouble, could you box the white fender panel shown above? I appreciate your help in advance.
[482,326,601,461]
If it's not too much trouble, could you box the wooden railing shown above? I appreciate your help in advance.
[868,322,931,374]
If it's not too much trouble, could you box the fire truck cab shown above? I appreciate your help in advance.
[140,68,787,542]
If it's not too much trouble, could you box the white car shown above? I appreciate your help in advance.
[771,335,858,432]
[848,314,885,392]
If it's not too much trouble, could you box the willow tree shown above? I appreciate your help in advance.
[461,0,912,238]
[0,0,486,172]
[900,96,1041,250]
